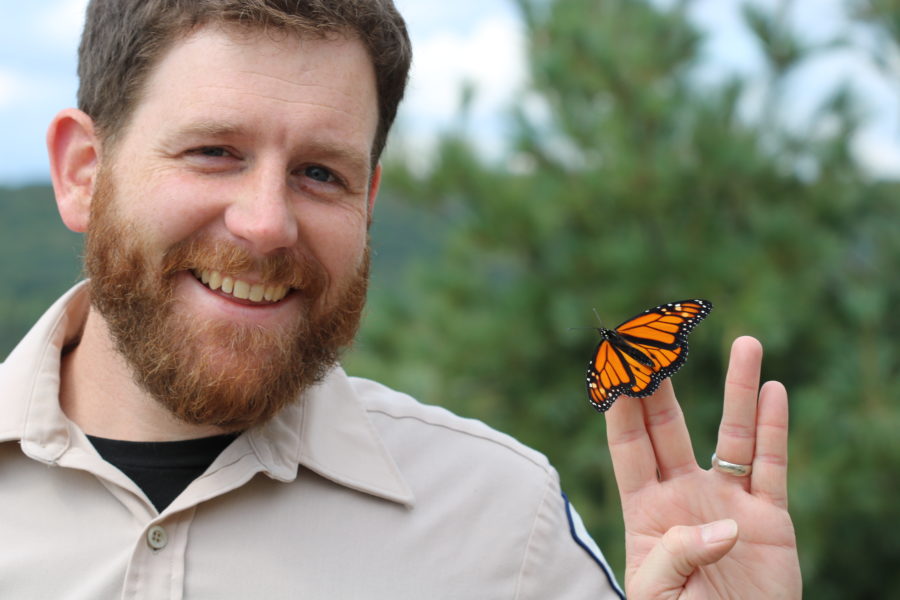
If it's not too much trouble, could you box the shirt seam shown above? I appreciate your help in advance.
[511,469,555,600]
[365,407,549,473]
[19,305,75,460]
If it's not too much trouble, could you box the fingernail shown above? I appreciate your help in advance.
[701,519,738,544]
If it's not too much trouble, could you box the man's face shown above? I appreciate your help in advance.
[83,26,380,430]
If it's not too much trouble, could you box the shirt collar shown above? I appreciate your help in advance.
[0,282,415,507]
[247,367,415,506]
[0,283,88,455]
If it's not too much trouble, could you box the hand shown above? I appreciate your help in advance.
[604,336,801,599]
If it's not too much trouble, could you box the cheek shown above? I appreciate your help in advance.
[124,177,225,246]
[299,212,369,282]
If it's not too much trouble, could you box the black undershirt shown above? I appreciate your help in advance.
[87,433,239,512]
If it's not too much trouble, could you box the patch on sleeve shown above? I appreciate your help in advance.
[562,492,626,599]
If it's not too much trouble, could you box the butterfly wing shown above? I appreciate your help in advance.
[586,337,660,412]
[585,299,712,412]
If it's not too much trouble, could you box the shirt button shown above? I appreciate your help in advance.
[147,525,168,550]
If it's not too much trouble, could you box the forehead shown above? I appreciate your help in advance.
[121,25,378,152]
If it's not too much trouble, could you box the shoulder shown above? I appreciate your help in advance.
[347,376,624,598]
[349,375,555,484]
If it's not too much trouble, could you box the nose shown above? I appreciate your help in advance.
[224,165,299,255]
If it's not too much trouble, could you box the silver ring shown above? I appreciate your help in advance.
[711,452,752,477]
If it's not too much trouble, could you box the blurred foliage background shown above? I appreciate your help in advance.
[1,0,898,597]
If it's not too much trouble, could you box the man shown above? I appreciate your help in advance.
[0,1,800,598]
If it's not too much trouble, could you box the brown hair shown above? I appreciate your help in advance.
[77,0,411,165]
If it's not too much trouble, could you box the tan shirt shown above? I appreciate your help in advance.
[0,284,623,599]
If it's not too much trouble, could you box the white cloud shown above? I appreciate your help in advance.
[855,129,900,178]
[0,66,74,108]
[33,0,88,48]
[405,14,525,129]
[393,12,526,165]
[0,67,24,109]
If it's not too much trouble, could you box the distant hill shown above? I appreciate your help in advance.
[0,181,442,359]
[0,184,83,358]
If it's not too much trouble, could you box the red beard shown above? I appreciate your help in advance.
[83,167,369,431]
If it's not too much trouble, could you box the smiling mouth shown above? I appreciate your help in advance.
[192,269,291,304]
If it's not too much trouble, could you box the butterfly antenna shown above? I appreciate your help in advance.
[567,308,607,333]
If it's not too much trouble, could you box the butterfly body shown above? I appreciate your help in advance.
[597,328,656,367]
[585,299,712,413]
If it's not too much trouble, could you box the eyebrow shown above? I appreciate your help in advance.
[169,119,249,140]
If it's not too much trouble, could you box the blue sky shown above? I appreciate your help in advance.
[0,0,897,185]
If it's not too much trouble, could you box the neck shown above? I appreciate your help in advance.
[59,307,228,442]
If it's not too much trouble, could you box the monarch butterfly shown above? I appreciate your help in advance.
[585,299,712,412]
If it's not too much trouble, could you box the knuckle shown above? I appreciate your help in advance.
[718,421,755,440]
[645,406,682,427]
[724,377,759,394]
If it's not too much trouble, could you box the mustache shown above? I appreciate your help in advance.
[160,235,329,296]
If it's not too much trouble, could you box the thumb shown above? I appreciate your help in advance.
[629,519,739,600]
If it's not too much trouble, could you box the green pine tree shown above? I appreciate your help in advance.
[349,0,900,595]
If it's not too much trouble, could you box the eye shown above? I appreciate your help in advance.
[194,146,231,158]
[304,165,335,183]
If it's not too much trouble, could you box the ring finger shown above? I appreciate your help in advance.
[713,336,763,479]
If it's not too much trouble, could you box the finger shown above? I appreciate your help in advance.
[641,379,697,479]
[628,520,739,600]
[605,393,660,497]
[750,380,790,508]
[714,336,763,472]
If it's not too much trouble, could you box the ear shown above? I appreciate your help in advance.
[47,108,101,233]
[366,163,381,224]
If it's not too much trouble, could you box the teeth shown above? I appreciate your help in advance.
[221,276,234,294]
[231,279,247,299]
[195,269,289,303]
